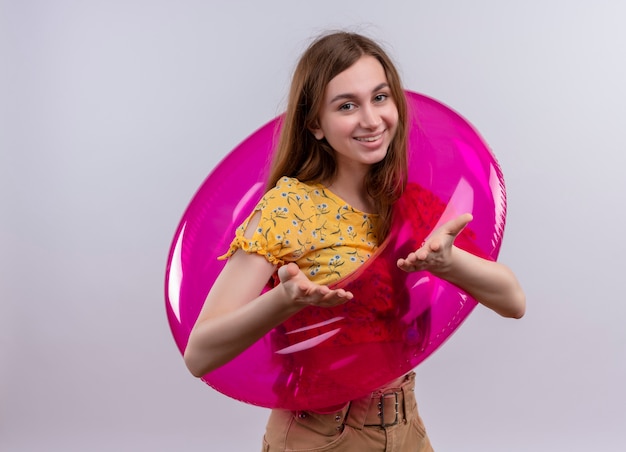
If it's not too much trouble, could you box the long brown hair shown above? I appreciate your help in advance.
[268,31,408,241]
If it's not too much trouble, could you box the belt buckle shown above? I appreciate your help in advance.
[373,391,400,427]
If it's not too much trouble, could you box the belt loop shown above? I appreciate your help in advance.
[400,385,408,422]
[344,396,372,430]
[400,372,416,422]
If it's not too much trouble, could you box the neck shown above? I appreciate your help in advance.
[324,167,376,213]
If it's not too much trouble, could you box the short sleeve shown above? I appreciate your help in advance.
[218,177,317,265]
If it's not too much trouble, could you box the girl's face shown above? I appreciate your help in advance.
[311,55,399,175]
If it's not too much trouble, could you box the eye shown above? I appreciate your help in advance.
[373,93,389,103]
[339,102,356,111]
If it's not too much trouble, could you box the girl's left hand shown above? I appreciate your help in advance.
[396,213,473,274]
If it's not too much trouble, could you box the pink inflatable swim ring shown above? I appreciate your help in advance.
[165,91,507,410]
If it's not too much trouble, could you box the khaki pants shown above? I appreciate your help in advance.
[262,372,434,451]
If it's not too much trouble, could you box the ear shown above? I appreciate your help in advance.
[308,122,324,140]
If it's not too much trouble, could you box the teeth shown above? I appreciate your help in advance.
[356,133,383,142]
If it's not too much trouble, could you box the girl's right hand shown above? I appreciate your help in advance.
[278,263,353,308]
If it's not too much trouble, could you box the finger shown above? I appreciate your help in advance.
[322,289,353,305]
[335,288,353,300]
[316,285,331,296]
[397,251,421,268]
[415,247,431,260]
[397,259,416,272]
[408,251,422,263]
[446,213,473,236]
[277,262,300,282]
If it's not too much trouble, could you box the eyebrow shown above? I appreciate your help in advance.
[329,82,390,104]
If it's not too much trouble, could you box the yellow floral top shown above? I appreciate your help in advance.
[220,177,379,285]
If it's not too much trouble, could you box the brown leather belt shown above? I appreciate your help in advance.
[344,372,415,429]
[364,389,403,427]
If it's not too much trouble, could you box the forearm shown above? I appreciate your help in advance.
[434,247,526,318]
[184,286,303,377]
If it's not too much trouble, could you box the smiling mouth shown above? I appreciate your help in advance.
[354,132,384,142]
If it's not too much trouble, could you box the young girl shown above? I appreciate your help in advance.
[183,31,526,451]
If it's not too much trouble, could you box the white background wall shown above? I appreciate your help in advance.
[2,1,625,450]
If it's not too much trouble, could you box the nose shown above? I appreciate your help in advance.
[359,104,381,129]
